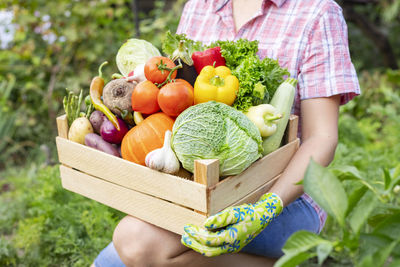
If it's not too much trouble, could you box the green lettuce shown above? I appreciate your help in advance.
[171,101,262,176]
[210,39,259,69]
[162,31,205,57]
[211,39,289,112]
[232,55,290,111]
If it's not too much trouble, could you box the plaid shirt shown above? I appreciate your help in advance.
[177,0,360,232]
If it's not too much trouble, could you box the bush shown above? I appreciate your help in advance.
[0,163,124,266]
[277,70,400,267]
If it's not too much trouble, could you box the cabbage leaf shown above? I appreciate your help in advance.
[171,101,263,176]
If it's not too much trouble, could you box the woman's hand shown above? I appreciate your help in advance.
[181,193,283,257]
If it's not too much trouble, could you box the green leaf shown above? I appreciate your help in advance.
[346,185,368,216]
[368,205,400,228]
[348,190,377,234]
[276,231,332,267]
[383,168,391,191]
[357,240,399,267]
[304,159,348,227]
[274,252,316,267]
[282,231,328,255]
[162,30,204,56]
[331,165,364,180]
[373,212,400,240]
[388,164,400,191]
[316,242,333,265]
[330,165,383,200]
[359,233,393,260]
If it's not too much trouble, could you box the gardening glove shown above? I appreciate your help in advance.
[181,192,283,257]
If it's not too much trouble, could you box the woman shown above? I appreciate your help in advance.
[94,0,360,266]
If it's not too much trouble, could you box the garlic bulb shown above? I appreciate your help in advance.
[145,130,180,174]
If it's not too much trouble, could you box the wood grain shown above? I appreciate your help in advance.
[56,136,207,212]
[194,159,219,187]
[60,165,206,235]
[56,114,68,139]
[207,138,299,215]
[231,175,280,206]
[287,115,299,143]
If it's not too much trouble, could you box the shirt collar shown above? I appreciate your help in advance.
[269,0,287,8]
[214,0,287,12]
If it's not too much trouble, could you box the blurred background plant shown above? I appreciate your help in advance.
[0,0,399,266]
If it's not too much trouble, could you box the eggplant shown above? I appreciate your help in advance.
[174,60,197,86]
[172,40,198,86]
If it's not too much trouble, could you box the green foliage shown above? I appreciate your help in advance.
[343,0,400,71]
[0,0,184,168]
[0,75,17,168]
[139,0,186,49]
[1,0,399,265]
[278,71,400,266]
[162,30,205,57]
[277,162,400,267]
[0,163,124,266]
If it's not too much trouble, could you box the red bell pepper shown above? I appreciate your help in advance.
[191,47,226,74]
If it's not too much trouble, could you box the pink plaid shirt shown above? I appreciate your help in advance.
[177,0,360,232]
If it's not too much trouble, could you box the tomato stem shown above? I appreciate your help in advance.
[155,60,183,88]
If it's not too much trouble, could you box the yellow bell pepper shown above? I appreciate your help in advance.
[194,65,239,106]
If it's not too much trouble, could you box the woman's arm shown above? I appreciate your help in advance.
[269,95,341,206]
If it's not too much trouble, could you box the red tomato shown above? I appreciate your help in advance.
[158,79,194,117]
[131,80,160,114]
[144,56,177,84]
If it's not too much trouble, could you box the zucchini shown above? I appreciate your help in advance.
[262,78,297,155]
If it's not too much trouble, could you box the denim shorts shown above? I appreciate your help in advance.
[94,197,321,266]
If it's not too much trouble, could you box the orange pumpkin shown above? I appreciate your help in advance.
[121,112,174,165]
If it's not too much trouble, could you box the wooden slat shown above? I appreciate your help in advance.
[287,115,299,143]
[208,138,299,215]
[60,165,206,235]
[56,137,207,212]
[231,175,280,206]
[56,115,69,139]
[194,159,219,187]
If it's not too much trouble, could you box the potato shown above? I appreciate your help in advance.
[68,117,94,144]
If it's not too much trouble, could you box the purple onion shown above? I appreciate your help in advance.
[100,118,128,144]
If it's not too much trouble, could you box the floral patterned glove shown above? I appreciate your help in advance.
[181,193,283,257]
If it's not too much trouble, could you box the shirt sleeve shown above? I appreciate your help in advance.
[298,5,361,105]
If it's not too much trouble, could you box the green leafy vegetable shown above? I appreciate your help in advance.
[116,38,161,77]
[233,55,289,111]
[171,101,263,176]
[211,39,290,111]
[210,39,259,69]
[162,31,205,57]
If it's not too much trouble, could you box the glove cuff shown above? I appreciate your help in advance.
[259,192,283,214]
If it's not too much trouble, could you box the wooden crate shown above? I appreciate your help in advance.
[56,114,299,235]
